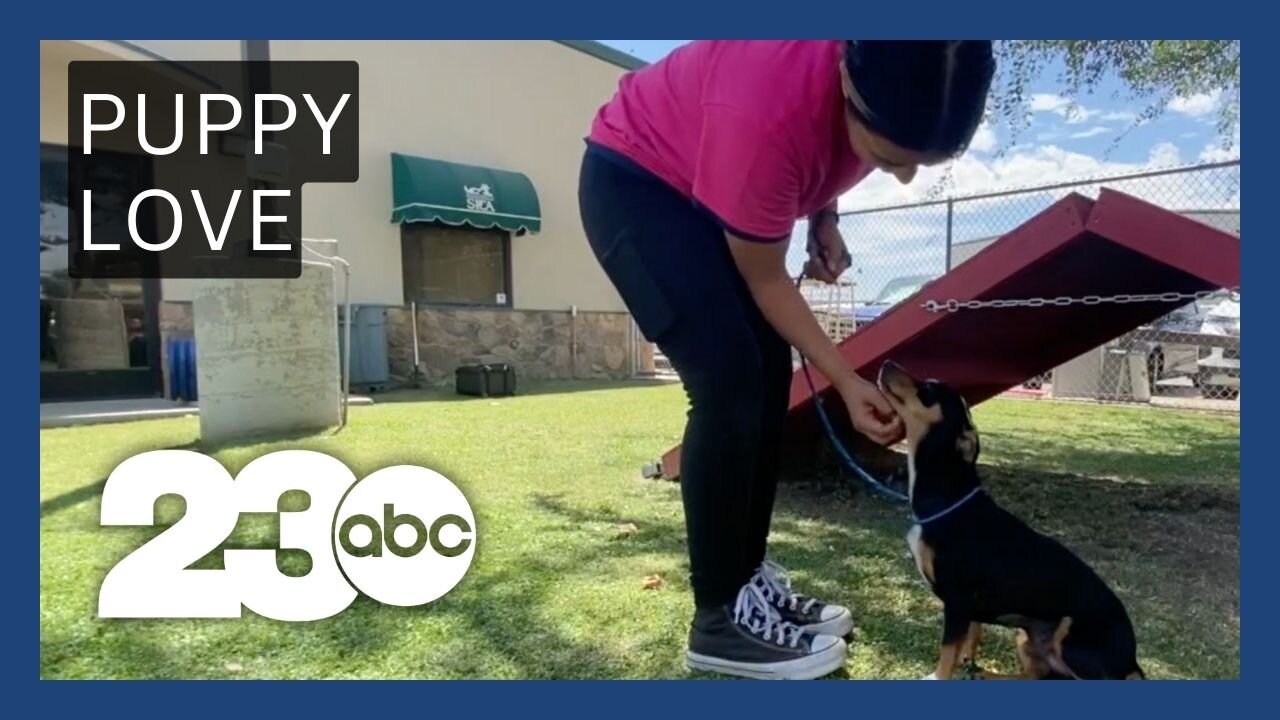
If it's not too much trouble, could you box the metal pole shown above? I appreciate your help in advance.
[411,301,421,368]
[570,305,578,379]
[342,292,352,428]
[944,198,954,272]
[628,315,636,378]
[303,243,352,432]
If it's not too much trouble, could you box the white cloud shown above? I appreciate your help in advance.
[1148,142,1182,167]
[1199,145,1234,163]
[1029,93,1096,124]
[1102,110,1138,123]
[968,122,997,153]
[1029,93,1071,113]
[1169,90,1222,118]
[1069,126,1111,139]
[1029,94,1138,126]
[1198,123,1241,162]
[840,141,1194,212]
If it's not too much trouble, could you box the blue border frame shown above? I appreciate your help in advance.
[8,0,1266,714]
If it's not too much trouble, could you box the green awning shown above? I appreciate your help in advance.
[390,152,541,234]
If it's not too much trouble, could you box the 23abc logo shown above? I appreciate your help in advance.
[97,450,476,621]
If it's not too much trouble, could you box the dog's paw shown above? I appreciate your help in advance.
[920,672,939,680]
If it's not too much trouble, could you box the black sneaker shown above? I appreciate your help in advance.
[751,560,854,637]
[686,583,847,680]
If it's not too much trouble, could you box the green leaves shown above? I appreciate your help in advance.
[992,40,1240,151]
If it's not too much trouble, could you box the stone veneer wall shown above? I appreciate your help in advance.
[386,306,633,382]
[159,301,633,391]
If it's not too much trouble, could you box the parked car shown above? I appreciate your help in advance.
[1138,290,1240,398]
[852,274,938,328]
[1195,293,1240,398]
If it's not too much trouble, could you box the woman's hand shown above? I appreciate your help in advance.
[804,212,851,284]
[725,232,900,445]
[838,375,904,446]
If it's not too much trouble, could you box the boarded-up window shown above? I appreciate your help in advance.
[401,224,511,306]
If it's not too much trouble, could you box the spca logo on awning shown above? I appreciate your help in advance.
[464,183,496,213]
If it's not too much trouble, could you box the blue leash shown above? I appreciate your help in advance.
[796,352,909,504]
[797,352,983,523]
[796,269,908,504]
[795,272,983,523]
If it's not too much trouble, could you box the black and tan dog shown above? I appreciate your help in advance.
[876,361,1145,680]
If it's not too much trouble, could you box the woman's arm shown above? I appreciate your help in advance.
[808,199,839,227]
[804,202,849,283]
[726,233,902,445]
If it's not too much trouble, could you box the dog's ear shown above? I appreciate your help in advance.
[957,429,980,464]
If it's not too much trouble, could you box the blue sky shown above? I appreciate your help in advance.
[596,41,1240,297]
[597,40,1236,190]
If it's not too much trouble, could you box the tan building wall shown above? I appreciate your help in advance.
[42,39,630,313]
[41,39,642,387]
[270,40,627,312]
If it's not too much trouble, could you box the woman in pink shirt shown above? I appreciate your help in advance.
[578,40,994,679]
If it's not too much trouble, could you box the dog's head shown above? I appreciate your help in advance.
[877,361,980,473]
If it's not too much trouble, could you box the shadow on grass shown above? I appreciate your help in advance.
[40,594,411,680]
[40,479,108,518]
[40,428,338,520]
[982,429,1239,484]
[40,413,1238,679]
[415,561,638,679]
[366,378,680,405]
[975,404,1239,484]
[772,462,1239,679]
[526,491,936,675]
[38,435,481,524]
[43,495,688,680]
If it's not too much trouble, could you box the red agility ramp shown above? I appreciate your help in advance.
[658,189,1241,480]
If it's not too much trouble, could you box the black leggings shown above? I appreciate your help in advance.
[578,147,792,609]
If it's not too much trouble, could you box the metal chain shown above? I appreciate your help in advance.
[921,288,1239,313]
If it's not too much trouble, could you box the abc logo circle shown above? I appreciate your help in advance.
[332,465,476,607]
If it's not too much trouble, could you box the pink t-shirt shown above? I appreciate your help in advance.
[589,40,873,241]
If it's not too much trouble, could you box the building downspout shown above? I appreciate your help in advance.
[570,305,578,379]
[628,316,636,378]
[409,301,426,388]
[302,242,351,432]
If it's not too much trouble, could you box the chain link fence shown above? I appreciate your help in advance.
[799,159,1241,411]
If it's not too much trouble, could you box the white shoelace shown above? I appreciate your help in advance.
[733,583,805,648]
[755,560,819,614]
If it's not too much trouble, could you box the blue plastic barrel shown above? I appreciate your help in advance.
[167,337,198,401]
[339,306,390,386]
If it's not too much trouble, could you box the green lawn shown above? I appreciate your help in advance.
[40,382,1239,679]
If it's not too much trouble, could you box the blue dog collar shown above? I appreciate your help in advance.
[911,486,983,525]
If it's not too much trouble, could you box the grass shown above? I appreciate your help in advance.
[40,381,1239,679]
